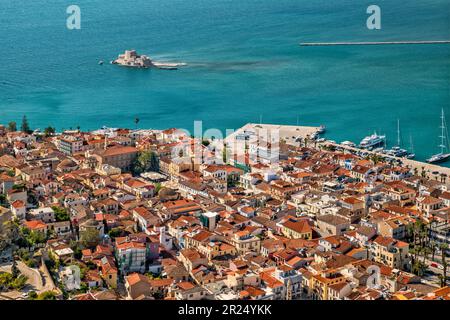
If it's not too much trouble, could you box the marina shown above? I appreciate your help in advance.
[321,139,450,177]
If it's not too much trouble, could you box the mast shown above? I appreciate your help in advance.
[397,119,401,147]
[409,134,414,154]
[439,108,446,154]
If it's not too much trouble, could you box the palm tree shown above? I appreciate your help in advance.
[440,243,448,287]
[430,240,437,261]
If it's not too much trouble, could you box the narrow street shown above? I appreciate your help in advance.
[0,260,57,299]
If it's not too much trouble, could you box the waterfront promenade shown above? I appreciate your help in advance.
[225,123,320,145]
[322,141,450,177]
[225,123,450,178]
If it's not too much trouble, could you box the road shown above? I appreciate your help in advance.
[0,260,57,299]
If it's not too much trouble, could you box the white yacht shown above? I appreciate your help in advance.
[405,135,415,159]
[384,119,414,158]
[359,132,386,149]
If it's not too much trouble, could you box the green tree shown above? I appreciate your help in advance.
[80,228,100,248]
[0,271,27,290]
[10,275,27,290]
[52,206,70,222]
[1,219,20,249]
[133,151,159,174]
[21,115,31,134]
[0,194,7,206]
[154,182,162,195]
[36,291,57,300]
[440,244,448,287]
[11,259,19,278]
[107,228,122,238]
[7,121,17,132]
[134,117,140,129]
[149,152,159,172]
[43,126,56,137]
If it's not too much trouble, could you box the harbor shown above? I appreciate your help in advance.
[321,139,450,177]
[225,122,450,177]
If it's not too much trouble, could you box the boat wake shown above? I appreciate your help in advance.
[152,61,187,70]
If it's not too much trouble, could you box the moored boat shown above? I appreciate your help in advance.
[427,108,450,164]
[359,132,386,149]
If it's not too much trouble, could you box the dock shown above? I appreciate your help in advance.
[321,141,450,177]
[300,40,450,47]
[225,123,320,146]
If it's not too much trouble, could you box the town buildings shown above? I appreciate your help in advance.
[0,123,448,300]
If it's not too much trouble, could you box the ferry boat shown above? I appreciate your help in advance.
[359,132,386,150]
[427,108,450,164]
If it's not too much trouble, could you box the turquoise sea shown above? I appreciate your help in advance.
[1,0,450,164]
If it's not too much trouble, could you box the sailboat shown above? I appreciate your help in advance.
[385,119,410,158]
[405,134,415,159]
[426,108,450,164]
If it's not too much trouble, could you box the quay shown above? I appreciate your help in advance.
[300,40,450,47]
[225,123,320,146]
[321,141,450,177]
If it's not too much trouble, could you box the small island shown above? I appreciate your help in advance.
[112,50,185,70]
[112,50,153,68]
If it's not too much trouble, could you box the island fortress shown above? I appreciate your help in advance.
[112,50,186,70]
[112,50,153,68]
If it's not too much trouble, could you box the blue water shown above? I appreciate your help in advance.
[1,0,450,164]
